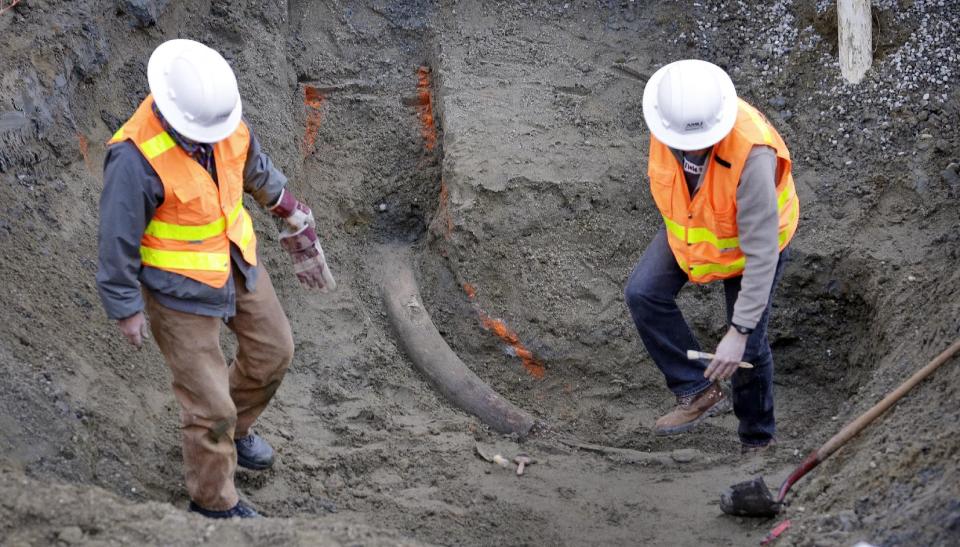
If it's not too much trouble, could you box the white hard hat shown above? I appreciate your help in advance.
[147,39,242,143]
[642,59,737,151]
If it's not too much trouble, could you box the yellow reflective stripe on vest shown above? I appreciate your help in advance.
[237,208,255,249]
[663,184,797,251]
[777,184,794,210]
[144,201,244,242]
[744,107,773,146]
[688,226,739,250]
[112,127,124,141]
[779,197,800,246]
[678,257,747,278]
[663,214,740,250]
[141,131,177,159]
[662,214,687,243]
[140,247,230,272]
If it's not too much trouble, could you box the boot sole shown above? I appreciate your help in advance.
[655,396,732,436]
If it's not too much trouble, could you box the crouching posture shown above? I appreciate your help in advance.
[96,40,335,517]
[625,60,799,452]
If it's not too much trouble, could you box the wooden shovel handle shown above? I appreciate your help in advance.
[686,350,754,369]
[817,339,960,459]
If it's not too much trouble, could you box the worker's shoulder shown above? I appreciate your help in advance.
[107,139,146,162]
[105,139,154,172]
[745,145,776,159]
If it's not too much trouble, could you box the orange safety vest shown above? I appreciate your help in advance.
[107,95,258,288]
[648,99,799,284]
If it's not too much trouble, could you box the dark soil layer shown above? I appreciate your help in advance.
[0,1,957,546]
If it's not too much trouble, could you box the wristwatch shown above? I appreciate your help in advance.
[731,322,754,335]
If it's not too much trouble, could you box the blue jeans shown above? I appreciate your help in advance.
[624,229,789,446]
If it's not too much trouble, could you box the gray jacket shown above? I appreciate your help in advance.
[672,146,782,329]
[96,123,287,320]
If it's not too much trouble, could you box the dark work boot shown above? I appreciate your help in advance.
[235,433,275,470]
[188,500,260,519]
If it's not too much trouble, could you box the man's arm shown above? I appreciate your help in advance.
[96,142,163,321]
[731,145,780,329]
[242,124,288,207]
[705,145,779,381]
[242,121,335,292]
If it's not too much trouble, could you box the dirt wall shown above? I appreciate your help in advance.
[0,1,958,546]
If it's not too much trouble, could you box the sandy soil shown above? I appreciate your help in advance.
[0,1,958,546]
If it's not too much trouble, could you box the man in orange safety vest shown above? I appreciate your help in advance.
[624,59,798,453]
[97,39,335,518]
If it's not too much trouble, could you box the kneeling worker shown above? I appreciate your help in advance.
[624,60,799,452]
[97,39,335,517]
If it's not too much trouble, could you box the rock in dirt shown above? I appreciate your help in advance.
[941,163,960,194]
[670,448,700,464]
[57,526,84,544]
[118,0,169,27]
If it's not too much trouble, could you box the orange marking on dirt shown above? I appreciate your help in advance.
[301,85,325,158]
[460,282,546,379]
[478,312,546,380]
[416,66,437,151]
[77,132,93,175]
[430,178,454,240]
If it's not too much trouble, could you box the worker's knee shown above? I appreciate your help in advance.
[273,324,295,373]
[182,396,237,441]
[251,324,294,383]
[624,281,658,320]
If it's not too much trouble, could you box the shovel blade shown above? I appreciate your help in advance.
[720,476,782,518]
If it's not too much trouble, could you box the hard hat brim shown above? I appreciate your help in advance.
[642,60,738,151]
[147,39,243,144]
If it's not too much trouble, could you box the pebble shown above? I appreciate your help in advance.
[57,526,84,544]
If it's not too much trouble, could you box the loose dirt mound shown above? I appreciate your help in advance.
[0,1,957,546]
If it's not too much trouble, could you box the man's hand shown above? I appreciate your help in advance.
[704,327,748,382]
[270,188,315,232]
[117,312,149,349]
[279,225,337,292]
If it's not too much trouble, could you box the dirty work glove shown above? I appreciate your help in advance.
[278,225,337,292]
[269,188,315,232]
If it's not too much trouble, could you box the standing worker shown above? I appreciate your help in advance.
[97,39,335,518]
[624,60,799,453]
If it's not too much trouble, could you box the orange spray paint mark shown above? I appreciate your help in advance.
[77,133,93,175]
[301,85,325,158]
[479,313,546,380]
[416,66,437,151]
[431,178,454,240]
[462,282,545,380]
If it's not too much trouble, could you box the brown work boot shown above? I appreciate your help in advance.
[654,383,731,435]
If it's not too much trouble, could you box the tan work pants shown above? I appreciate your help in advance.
[145,266,294,511]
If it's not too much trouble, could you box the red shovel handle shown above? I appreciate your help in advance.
[777,451,821,502]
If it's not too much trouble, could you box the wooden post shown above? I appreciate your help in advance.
[838,0,872,84]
